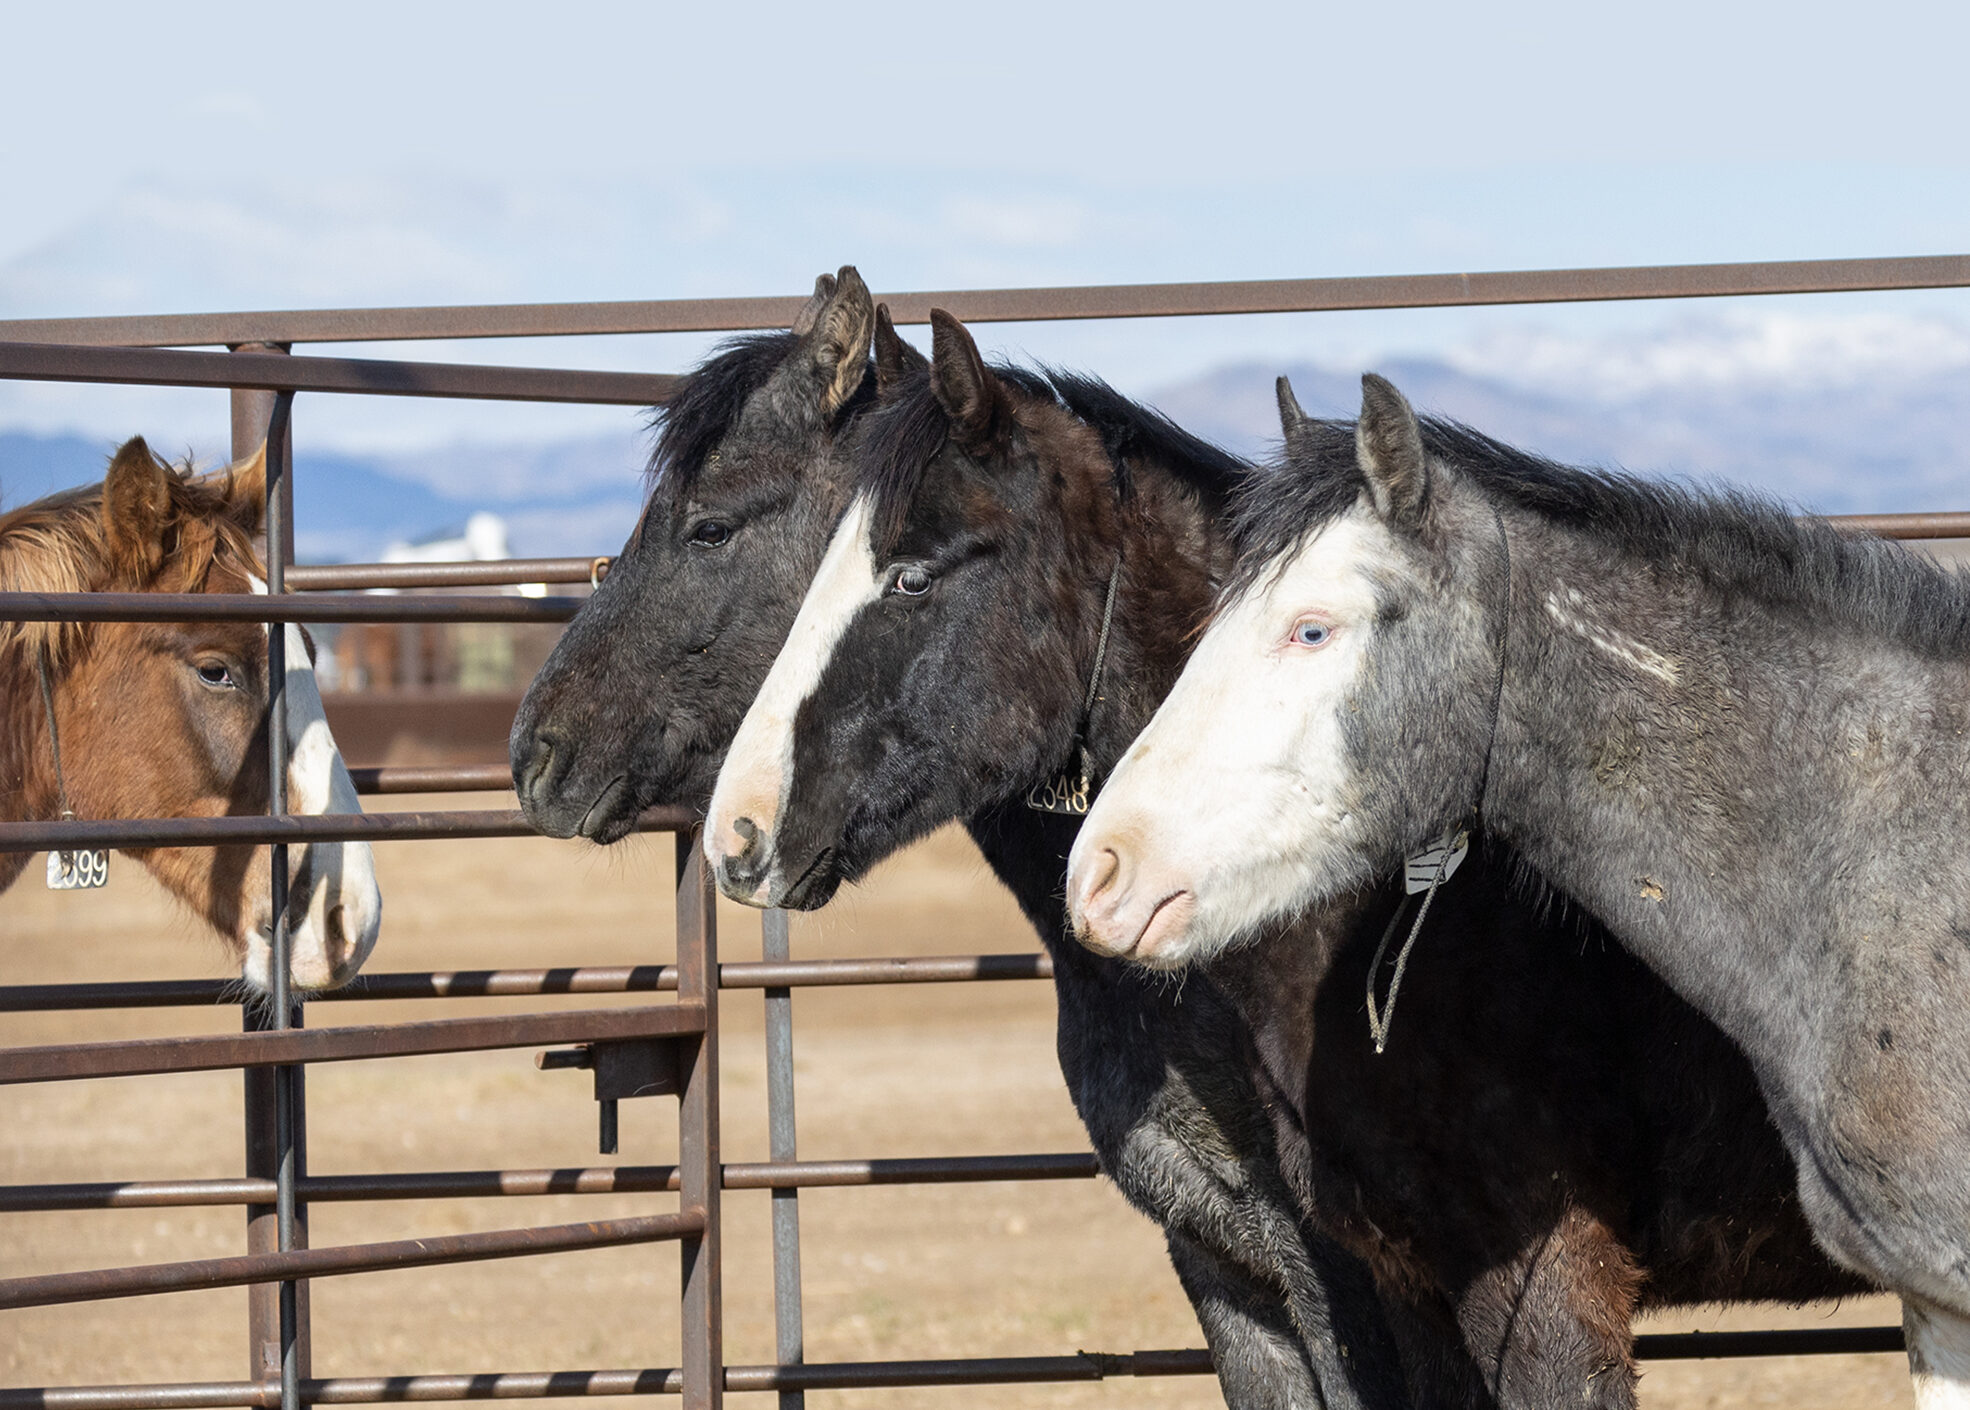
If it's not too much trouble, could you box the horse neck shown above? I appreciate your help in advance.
[964,455,1234,950]
[1490,513,1970,1053]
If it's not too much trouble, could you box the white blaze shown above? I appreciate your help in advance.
[242,576,382,991]
[705,495,883,903]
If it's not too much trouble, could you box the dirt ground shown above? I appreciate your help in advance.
[1,807,1916,1408]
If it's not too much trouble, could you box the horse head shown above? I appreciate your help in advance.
[1,437,382,992]
[511,267,922,839]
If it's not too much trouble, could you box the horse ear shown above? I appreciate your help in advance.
[223,443,269,536]
[101,437,174,579]
[1355,373,1430,533]
[802,265,876,419]
[1275,376,1320,463]
[790,272,837,337]
[872,303,927,397]
[928,309,1003,443]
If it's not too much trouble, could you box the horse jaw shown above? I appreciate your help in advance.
[241,618,382,993]
[1068,510,1386,969]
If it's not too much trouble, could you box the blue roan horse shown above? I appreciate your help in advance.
[1071,372,1970,1407]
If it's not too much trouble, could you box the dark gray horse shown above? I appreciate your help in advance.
[514,279,1401,1409]
[1070,372,1970,1406]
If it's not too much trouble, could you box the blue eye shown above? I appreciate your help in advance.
[1290,621,1332,649]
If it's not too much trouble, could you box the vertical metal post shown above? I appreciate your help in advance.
[234,354,308,1397]
[761,908,804,1410]
[262,390,303,1410]
[674,830,723,1409]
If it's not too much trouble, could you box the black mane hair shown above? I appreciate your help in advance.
[1044,369,1247,504]
[852,362,1056,552]
[1234,413,1970,659]
[647,331,875,494]
[855,361,1244,551]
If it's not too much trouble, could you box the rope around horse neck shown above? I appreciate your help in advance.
[34,647,76,822]
[1367,504,1513,1053]
[1025,556,1123,816]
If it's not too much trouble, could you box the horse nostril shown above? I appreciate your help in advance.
[514,730,561,801]
[1087,847,1121,902]
[731,816,761,861]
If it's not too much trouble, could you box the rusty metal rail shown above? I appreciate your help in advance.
[0,1327,1914,1410]
[0,807,692,854]
[0,341,672,404]
[0,1155,1104,1213]
[2,253,1965,347]
[0,1212,703,1311]
[285,558,608,590]
[0,954,1054,1011]
[0,1004,706,1086]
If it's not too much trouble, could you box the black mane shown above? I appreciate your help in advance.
[647,331,876,494]
[1045,370,1246,503]
[1236,413,1970,659]
[856,362,1243,551]
[852,362,1056,551]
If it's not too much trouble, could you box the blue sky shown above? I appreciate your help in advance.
[2,0,1968,458]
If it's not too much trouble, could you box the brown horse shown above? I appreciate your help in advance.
[1,437,381,991]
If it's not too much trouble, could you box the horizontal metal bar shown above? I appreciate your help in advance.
[0,342,673,405]
[286,559,609,591]
[2,255,1965,348]
[0,805,693,853]
[0,954,1050,1010]
[0,1352,1212,1409]
[0,590,583,624]
[346,765,516,795]
[0,1210,702,1311]
[0,1003,706,1085]
[1832,511,1970,540]
[0,1154,1101,1212]
[0,1326,1911,1410]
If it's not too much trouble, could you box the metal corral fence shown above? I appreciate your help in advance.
[3,254,1967,1409]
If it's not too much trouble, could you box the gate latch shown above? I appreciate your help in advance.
[536,1039,679,1155]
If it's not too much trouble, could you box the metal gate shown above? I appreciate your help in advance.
[4,254,1963,1405]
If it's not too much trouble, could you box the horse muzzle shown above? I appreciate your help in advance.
[1067,842,1201,969]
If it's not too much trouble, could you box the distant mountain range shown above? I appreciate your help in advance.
[6,318,1968,560]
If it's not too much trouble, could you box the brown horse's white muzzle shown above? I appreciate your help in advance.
[241,840,383,994]
[1067,836,1199,968]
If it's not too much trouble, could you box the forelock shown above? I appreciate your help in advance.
[647,331,877,499]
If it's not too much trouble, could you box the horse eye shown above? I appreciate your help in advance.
[888,565,933,597]
[1289,621,1332,649]
[196,661,237,689]
[688,521,732,548]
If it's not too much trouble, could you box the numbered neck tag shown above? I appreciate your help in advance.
[1403,830,1468,894]
[1026,769,1092,816]
[47,848,109,890]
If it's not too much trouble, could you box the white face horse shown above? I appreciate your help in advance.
[1068,373,1970,1409]
[1065,507,1401,969]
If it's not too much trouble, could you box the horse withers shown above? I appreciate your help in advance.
[1,437,381,993]
[1069,373,1970,1406]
